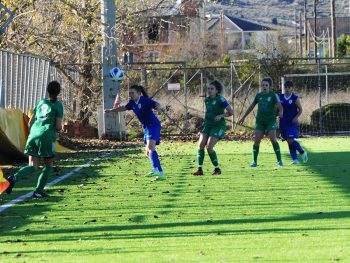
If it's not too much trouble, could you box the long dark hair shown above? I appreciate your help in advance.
[47,81,61,102]
[209,80,224,94]
[130,85,149,98]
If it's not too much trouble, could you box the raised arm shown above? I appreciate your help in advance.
[104,105,127,113]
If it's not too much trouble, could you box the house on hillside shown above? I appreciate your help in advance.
[206,14,275,54]
[121,0,203,63]
[121,0,275,63]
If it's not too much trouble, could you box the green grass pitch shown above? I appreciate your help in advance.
[0,137,350,262]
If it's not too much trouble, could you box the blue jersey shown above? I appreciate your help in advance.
[279,93,299,128]
[125,96,161,128]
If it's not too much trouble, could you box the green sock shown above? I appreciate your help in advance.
[197,149,205,167]
[35,166,52,193]
[272,142,282,162]
[253,145,259,163]
[14,165,35,181]
[208,150,219,167]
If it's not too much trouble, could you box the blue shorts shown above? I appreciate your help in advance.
[280,124,299,140]
[144,126,161,145]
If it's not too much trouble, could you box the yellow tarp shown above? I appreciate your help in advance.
[0,108,72,161]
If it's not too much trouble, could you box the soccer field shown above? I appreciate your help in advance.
[1,137,350,262]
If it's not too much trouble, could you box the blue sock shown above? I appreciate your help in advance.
[292,140,304,154]
[288,143,298,160]
[149,150,163,172]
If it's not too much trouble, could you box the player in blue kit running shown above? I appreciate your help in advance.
[279,80,308,164]
[105,85,165,181]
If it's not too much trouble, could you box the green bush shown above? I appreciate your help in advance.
[311,103,350,132]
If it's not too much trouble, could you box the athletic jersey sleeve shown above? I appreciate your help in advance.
[275,93,280,103]
[253,93,259,104]
[57,102,64,118]
[144,97,157,109]
[220,96,229,108]
[125,100,133,110]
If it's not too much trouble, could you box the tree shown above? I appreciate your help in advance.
[336,34,350,57]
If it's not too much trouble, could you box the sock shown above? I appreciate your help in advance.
[272,142,282,162]
[197,149,205,167]
[288,143,298,160]
[149,150,163,172]
[14,165,35,181]
[35,166,52,193]
[253,144,259,163]
[292,140,304,154]
[208,150,219,167]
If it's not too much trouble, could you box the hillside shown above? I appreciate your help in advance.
[207,0,350,29]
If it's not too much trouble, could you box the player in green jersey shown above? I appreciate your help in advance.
[193,80,233,176]
[5,81,64,198]
[238,77,284,167]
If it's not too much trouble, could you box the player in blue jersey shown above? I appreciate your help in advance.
[105,85,165,181]
[279,80,308,164]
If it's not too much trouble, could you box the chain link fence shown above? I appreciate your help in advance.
[0,48,349,136]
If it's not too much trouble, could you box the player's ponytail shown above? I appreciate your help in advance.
[138,85,149,98]
[47,81,61,102]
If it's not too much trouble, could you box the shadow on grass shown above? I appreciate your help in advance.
[2,210,350,243]
[296,149,350,194]
[0,145,141,233]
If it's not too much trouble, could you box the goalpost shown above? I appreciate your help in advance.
[281,70,350,136]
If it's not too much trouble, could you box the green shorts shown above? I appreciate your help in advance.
[24,134,56,158]
[255,120,277,132]
[201,124,226,139]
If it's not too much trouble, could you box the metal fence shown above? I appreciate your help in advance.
[0,50,50,114]
[0,49,77,116]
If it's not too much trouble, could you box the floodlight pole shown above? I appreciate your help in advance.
[100,0,122,138]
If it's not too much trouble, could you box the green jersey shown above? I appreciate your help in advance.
[254,92,280,123]
[30,99,64,141]
[204,95,229,127]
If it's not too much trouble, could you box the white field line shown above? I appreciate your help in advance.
[0,152,112,213]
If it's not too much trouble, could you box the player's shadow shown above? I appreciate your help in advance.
[301,149,350,194]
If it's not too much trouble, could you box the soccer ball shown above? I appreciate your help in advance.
[109,67,124,82]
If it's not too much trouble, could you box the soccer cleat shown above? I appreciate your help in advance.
[291,159,300,165]
[5,176,16,194]
[212,168,221,175]
[151,175,166,182]
[145,169,160,177]
[302,151,308,163]
[193,168,204,176]
[250,162,257,167]
[32,191,50,198]
[277,160,283,167]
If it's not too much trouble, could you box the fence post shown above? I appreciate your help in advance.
[230,61,235,130]
[0,79,4,108]
[183,62,188,135]
[317,58,323,134]
[200,69,204,113]
[325,64,329,104]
